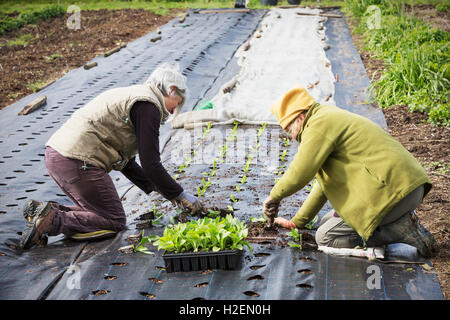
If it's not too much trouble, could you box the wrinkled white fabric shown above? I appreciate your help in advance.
[172,8,336,129]
[318,246,386,260]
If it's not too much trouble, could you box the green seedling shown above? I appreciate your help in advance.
[282,137,290,147]
[240,175,247,184]
[210,169,217,177]
[230,194,239,203]
[257,123,267,138]
[243,161,250,174]
[201,122,212,139]
[305,215,319,230]
[178,164,185,173]
[197,186,206,197]
[173,174,179,181]
[221,144,227,158]
[132,230,155,255]
[235,184,242,192]
[227,205,234,212]
[287,227,302,250]
[280,150,288,162]
[249,214,266,226]
[151,205,164,226]
[206,209,220,218]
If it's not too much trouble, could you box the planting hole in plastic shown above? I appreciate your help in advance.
[92,289,110,296]
[194,282,209,288]
[247,275,264,281]
[139,292,155,299]
[243,291,260,297]
[298,269,312,275]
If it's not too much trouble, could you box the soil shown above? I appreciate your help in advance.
[405,4,450,32]
[0,9,183,110]
[346,8,450,299]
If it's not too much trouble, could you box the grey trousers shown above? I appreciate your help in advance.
[315,185,425,248]
[45,146,126,236]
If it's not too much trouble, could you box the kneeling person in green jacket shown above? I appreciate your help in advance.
[263,85,437,258]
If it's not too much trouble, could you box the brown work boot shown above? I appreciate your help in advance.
[367,210,438,258]
[20,202,55,250]
[22,199,43,221]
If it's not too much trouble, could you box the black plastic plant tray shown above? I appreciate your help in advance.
[163,249,243,273]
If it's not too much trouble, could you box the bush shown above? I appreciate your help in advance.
[345,0,450,126]
[0,5,65,35]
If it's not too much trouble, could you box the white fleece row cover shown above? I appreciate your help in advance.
[172,7,336,128]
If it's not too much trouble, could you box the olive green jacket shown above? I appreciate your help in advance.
[270,104,431,240]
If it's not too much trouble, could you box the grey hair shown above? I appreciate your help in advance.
[145,62,188,117]
[285,113,304,141]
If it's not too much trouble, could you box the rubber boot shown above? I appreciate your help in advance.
[366,210,438,258]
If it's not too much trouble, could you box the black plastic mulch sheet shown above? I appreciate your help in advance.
[0,9,443,300]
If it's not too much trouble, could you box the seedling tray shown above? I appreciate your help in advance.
[163,249,243,273]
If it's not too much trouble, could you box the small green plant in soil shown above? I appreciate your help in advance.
[304,215,319,230]
[249,214,266,226]
[257,122,267,138]
[229,194,239,203]
[201,122,212,140]
[152,215,252,254]
[287,227,302,249]
[149,204,164,226]
[132,230,155,255]
[279,149,288,162]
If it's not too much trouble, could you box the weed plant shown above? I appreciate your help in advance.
[344,0,449,125]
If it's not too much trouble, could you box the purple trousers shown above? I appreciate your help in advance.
[45,146,126,236]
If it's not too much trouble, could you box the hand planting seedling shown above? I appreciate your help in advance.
[287,227,302,250]
[152,215,252,254]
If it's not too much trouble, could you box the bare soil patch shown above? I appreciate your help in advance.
[405,3,450,32]
[347,10,450,299]
[0,9,183,110]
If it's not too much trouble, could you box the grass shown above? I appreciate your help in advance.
[343,0,450,126]
[26,81,47,92]
[3,33,36,47]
